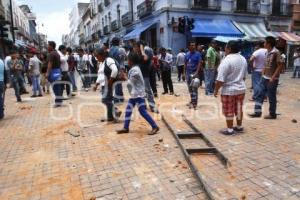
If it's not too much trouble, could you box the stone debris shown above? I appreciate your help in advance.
[292,119,298,123]
[65,129,81,137]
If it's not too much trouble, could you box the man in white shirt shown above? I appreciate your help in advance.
[28,50,42,97]
[249,41,267,101]
[158,47,174,95]
[58,45,72,96]
[175,48,186,82]
[94,47,121,123]
[292,47,300,78]
[214,41,247,135]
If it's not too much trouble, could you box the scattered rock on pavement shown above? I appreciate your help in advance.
[292,119,298,123]
[65,129,80,137]
[158,138,163,142]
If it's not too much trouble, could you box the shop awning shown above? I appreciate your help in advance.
[191,19,244,38]
[123,18,158,41]
[233,22,275,40]
[278,32,300,45]
[214,36,242,43]
[15,40,27,48]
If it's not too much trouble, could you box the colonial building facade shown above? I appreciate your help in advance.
[67,0,299,53]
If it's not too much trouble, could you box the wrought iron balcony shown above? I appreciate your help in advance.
[104,0,110,7]
[122,12,133,26]
[235,0,260,14]
[271,2,292,16]
[191,0,221,11]
[98,3,103,13]
[137,0,153,19]
[111,20,120,32]
[103,25,110,35]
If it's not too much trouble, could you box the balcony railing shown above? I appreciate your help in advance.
[235,0,260,14]
[103,25,110,35]
[111,20,120,32]
[122,12,133,26]
[272,2,292,16]
[98,3,103,13]
[191,0,221,11]
[104,0,110,7]
[137,0,153,19]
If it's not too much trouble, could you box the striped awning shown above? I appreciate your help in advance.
[233,22,275,40]
[278,32,300,44]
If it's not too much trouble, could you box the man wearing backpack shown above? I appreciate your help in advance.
[93,47,122,123]
[109,37,125,104]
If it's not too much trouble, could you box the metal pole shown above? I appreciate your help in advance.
[9,0,15,43]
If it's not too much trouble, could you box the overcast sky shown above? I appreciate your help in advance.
[16,0,90,45]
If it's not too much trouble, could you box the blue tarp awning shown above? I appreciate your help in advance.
[214,36,242,43]
[123,18,158,41]
[191,19,244,38]
[15,40,27,48]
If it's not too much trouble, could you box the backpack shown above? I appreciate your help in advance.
[104,57,126,81]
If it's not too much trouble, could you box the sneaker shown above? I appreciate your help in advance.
[248,113,262,118]
[116,128,129,134]
[17,98,22,102]
[53,104,62,108]
[148,127,160,135]
[233,127,244,133]
[170,92,174,95]
[264,115,277,120]
[85,88,89,92]
[30,95,37,98]
[38,94,43,97]
[162,92,168,95]
[220,129,236,136]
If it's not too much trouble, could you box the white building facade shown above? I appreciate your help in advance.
[67,0,296,53]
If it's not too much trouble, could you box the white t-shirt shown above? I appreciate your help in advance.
[29,55,41,76]
[58,51,69,72]
[294,52,300,66]
[216,53,247,96]
[176,52,186,66]
[252,48,267,72]
[96,62,105,87]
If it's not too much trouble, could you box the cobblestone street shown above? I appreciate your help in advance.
[0,73,300,200]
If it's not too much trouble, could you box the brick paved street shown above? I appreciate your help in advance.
[0,73,300,200]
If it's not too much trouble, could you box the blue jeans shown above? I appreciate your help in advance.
[78,70,89,89]
[186,73,198,106]
[69,71,77,91]
[252,71,262,100]
[51,81,63,105]
[114,82,124,104]
[102,85,114,120]
[32,75,42,95]
[144,77,156,110]
[254,77,279,116]
[11,73,23,101]
[204,69,216,95]
[0,81,4,119]
[292,65,300,78]
[124,98,158,130]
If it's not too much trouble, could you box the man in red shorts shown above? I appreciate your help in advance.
[214,41,247,135]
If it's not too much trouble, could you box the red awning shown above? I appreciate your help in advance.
[279,32,300,44]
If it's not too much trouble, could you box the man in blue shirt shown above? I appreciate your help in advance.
[184,41,202,109]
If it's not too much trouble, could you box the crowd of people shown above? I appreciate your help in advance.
[0,35,298,135]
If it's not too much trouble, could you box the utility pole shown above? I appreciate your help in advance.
[9,0,15,43]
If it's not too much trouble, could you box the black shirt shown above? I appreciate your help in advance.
[48,50,61,69]
[139,54,152,78]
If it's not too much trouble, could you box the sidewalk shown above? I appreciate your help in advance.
[0,73,299,200]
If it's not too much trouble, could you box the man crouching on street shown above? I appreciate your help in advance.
[214,41,247,135]
[116,52,159,135]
